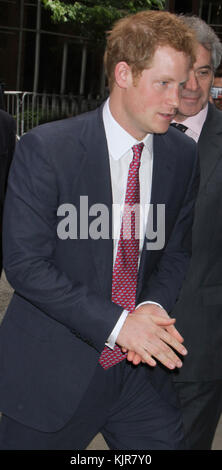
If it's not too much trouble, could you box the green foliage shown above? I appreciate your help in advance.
[42,0,165,39]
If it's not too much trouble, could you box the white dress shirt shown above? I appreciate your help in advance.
[102,99,162,348]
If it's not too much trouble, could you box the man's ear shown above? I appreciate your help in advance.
[114,61,132,88]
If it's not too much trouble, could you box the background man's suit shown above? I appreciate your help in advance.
[0,105,198,446]
[172,103,222,448]
[0,109,15,274]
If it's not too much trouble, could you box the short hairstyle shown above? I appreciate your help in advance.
[104,10,196,90]
[179,15,222,72]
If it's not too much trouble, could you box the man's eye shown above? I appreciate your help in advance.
[160,81,168,86]
[196,69,211,77]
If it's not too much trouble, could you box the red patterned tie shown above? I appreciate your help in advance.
[99,143,144,369]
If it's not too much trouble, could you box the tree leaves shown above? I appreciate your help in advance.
[42,0,165,39]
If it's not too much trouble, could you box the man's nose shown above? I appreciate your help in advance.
[184,70,199,91]
[167,87,180,108]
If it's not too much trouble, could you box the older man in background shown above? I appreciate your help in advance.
[171,16,222,450]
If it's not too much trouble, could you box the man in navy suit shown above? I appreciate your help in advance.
[171,16,222,450]
[0,11,199,449]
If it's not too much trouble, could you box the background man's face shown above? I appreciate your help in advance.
[177,43,213,119]
[116,45,190,140]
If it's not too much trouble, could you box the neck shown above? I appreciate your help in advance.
[109,92,147,141]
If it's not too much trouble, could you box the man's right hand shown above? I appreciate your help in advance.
[116,304,187,370]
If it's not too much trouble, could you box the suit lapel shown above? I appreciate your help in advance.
[198,104,222,191]
[137,133,176,290]
[79,111,179,299]
[80,106,113,296]
[150,133,176,206]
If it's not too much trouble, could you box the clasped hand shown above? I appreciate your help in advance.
[116,304,187,370]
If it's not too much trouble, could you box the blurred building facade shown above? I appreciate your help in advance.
[0,0,222,97]
[0,0,105,96]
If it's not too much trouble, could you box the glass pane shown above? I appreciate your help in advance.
[0,0,20,28]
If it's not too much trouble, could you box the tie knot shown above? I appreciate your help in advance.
[170,123,188,133]
[132,142,144,163]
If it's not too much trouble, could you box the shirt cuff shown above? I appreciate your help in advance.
[136,300,164,310]
[105,309,129,350]
[105,302,164,350]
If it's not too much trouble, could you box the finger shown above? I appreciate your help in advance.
[133,354,143,365]
[144,341,182,370]
[149,311,184,342]
[126,350,142,364]
[159,329,187,356]
[152,311,184,342]
[141,350,157,367]
[160,344,184,368]
[127,350,135,362]
[121,347,128,353]
[135,341,179,370]
[142,334,185,370]
[154,350,182,370]
[165,323,184,343]
[149,315,176,326]
[130,344,157,367]
[131,352,143,365]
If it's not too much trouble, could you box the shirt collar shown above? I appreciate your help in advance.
[103,98,153,160]
[172,103,208,139]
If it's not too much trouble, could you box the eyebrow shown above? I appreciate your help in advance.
[157,76,180,81]
[195,65,213,71]
[156,77,188,85]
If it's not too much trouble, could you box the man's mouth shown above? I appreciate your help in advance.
[159,112,176,120]
[181,95,201,101]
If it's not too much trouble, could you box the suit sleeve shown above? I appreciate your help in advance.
[0,114,16,275]
[138,145,200,313]
[3,131,122,353]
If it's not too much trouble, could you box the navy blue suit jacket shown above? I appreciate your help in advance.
[0,110,16,274]
[0,105,198,432]
[172,103,222,382]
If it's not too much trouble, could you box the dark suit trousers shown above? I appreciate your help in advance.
[0,361,185,450]
[174,380,222,449]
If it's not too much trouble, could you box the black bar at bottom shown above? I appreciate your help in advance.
[0,450,221,467]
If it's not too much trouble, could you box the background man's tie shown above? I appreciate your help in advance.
[99,143,144,370]
[170,122,188,133]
